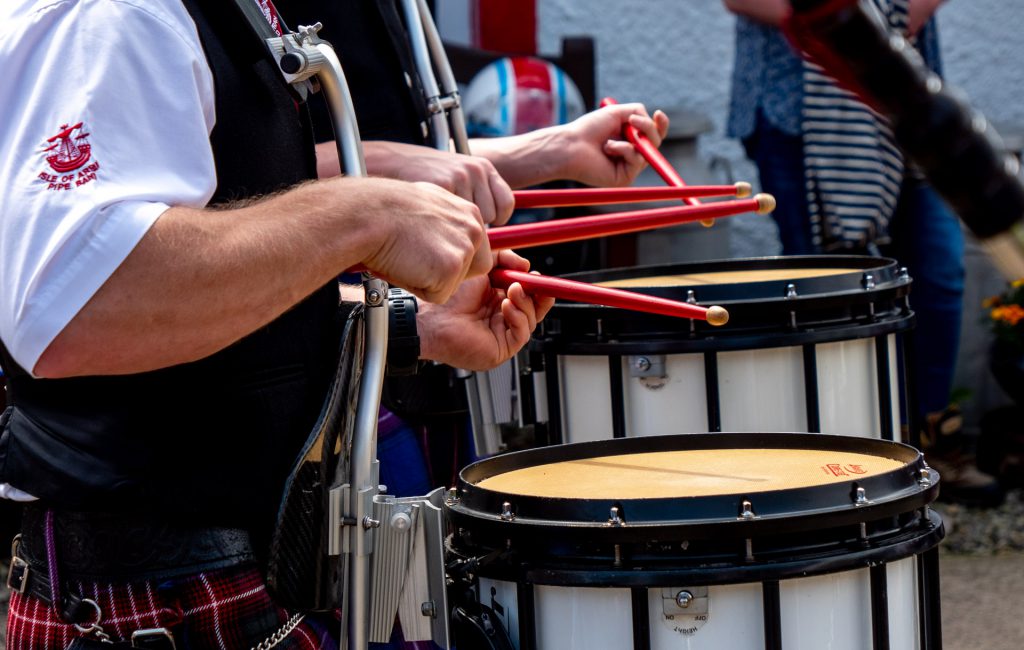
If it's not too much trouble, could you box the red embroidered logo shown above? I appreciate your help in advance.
[37,122,100,191]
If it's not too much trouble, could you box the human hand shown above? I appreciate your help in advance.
[364,141,515,224]
[355,178,491,303]
[417,250,555,370]
[559,103,670,188]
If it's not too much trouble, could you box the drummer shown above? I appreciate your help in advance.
[281,0,670,496]
[0,1,666,648]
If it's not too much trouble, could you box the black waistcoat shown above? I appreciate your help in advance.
[0,1,341,537]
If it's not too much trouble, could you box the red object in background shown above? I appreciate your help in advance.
[474,0,536,54]
[511,57,552,133]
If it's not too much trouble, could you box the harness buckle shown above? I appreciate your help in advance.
[131,628,177,650]
[7,535,29,595]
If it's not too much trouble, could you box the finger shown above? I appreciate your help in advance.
[473,180,498,225]
[534,293,556,322]
[653,109,670,139]
[604,140,646,182]
[629,113,664,148]
[499,297,531,352]
[506,282,538,333]
[496,249,531,272]
[489,169,515,226]
[467,231,494,279]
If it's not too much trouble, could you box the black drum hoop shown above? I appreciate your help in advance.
[535,314,914,356]
[448,433,936,543]
[534,256,913,354]
[559,255,904,302]
[460,510,943,589]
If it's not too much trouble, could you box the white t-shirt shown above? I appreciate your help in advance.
[0,0,219,500]
[0,0,218,374]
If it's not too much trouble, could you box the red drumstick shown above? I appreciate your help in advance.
[513,183,752,209]
[349,195,772,273]
[492,268,729,325]
[602,96,715,226]
[488,194,774,250]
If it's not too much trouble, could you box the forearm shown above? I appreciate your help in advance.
[35,177,387,378]
[469,128,567,188]
[723,0,790,25]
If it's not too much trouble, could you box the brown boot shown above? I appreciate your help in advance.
[922,405,1004,508]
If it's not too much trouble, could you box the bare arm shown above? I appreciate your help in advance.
[34,176,489,378]
[908,0,943,36]
[723,0,790,25]
[315,103,669,226]
[469,103,669,189]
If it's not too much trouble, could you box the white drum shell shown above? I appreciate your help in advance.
[478,557,919,650]
[555,335,902,442]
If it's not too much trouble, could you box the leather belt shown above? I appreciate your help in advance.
[18,505,256,583]
[7,538,180,648]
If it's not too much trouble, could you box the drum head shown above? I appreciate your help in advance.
[535,256,913,353]
[448,432,937,543]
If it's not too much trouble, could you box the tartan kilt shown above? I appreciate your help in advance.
[5,563,339,649]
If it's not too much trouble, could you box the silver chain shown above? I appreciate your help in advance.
[250,612,305,650]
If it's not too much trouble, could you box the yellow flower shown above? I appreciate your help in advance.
[1012,278,1024,288]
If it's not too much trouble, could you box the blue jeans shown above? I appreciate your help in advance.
[743,113,965,418]
[882,180,966,417]
[742,112,817,255]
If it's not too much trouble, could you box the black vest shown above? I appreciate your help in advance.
[0,2,341,538]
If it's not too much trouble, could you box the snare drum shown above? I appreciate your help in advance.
[526,256,914,444]
[446,433,943,650]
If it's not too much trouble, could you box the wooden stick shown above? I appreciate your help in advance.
[488,194,774,250]
[513,183,751,208]
[491,268,729,325]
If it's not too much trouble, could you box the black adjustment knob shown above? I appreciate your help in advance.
[279,51,305,74]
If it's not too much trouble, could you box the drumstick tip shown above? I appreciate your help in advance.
[755,193,777,214]
[706,306,729,326]
[734,182,752,198]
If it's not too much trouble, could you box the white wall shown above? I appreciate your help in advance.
[537,0,1024,423]
[538,0,1024,256]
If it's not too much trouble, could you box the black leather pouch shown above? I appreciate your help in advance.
[265,303,364,611]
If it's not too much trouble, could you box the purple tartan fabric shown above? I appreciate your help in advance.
[5,564,339,649]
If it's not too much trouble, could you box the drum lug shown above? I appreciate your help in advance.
[853,486,872,506]
[608,505,625,526]
[863,273,877,290]
[738,499,757,520]
[500,502,515,521]
[445,487,460,505]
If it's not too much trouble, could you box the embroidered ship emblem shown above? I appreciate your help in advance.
[42,122,91,173]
